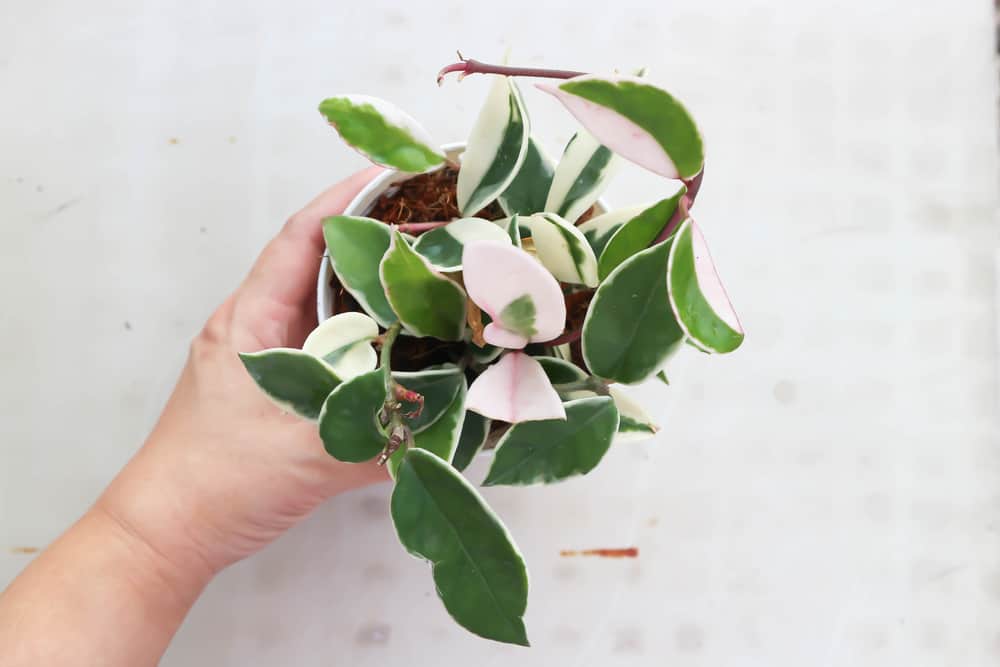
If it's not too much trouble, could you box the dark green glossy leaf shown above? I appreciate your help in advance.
[483,397,619,486]
[323,216,397,327]
[582,240,685,384]
[597,188,685,280]
[387,376,467,478]
[391,449,529,646]
[239,349,341,420]
[498,137,553,216]
[392,366,465,433]
[318,370,387,462]
[535,356,588,384]
[379,231,467,340]
[452,411,491,472]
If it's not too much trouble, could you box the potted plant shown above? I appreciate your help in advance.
[239,54,744,646]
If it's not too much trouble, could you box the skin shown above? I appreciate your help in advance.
[0,168,388,666]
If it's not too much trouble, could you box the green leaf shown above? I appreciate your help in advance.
[318,95,445,173]
[597,187,686,281]
[239,349,341,420]
[412,218,510,272]
[503,214,523,247]
[524,212,599,286]
[387,376,468,478]
[544,130,620,223]
[452,411,491,472]
[498,137,553,216]
[541,75,704,179]
[392,366,465,433]
[578,205,648,258]
[582,239,685,384]
[323,216,397,327]
[318,370,387,462]
[498,294,537,338]
[535,356,588,384]
[483,397,619,486]
[609,385,659,443]
[667,219,745,353]
[655,370,669,385]
[379,231,467,340]
[391,449,529,646]
[457,76,531,216]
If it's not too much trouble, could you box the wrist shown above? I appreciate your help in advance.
[95,441,220,592]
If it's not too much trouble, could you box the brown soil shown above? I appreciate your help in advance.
[366,166,506,223]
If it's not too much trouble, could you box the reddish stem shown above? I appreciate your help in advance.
[545,328,583,347]
[394,221,450,234]
[653,167,704,244]
[437,56,587,85]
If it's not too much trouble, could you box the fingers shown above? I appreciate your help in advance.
[240,167,383,310]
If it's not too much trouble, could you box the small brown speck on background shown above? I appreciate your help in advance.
[10,547,39,555]
[560,547,639,558]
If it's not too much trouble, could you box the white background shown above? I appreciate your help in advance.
[2,0,998,664]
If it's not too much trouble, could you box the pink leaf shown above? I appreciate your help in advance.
[466,352,566,423]
[462,241,566,347]
[483,323,529,350]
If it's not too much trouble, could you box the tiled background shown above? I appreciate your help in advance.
[1,1,997,664]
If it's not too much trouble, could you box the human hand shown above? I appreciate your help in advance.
[98,167,388,577]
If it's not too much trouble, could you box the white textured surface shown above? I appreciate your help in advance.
[2,1,998,664]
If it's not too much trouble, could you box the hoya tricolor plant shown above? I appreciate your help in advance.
[240,54,744,646]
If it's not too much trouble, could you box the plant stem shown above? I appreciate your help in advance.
[437,55,587,85]
[380,322,402,395]
[395,221,450,234]
[654,167,704,245]
[375,322,406,466]
[545,328,583,346]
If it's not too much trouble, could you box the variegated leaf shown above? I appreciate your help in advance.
[667,219,745,353]
[524,212,599,287]
[544,130,621,223]
[239,349,341,421]
[379,231,467,340]
[457,76,530,216]
[302,312,379,380]
[318,95,445,173]
[323,216,397,327]
[539,75,704,180]
[412,218,511,271]
[498,136,554,216]
[466,352,566,423]
[597,186,686,280]
[608,385,659,443]
[578,205,648,258]
[462,241,565,348]
[582,239,685,384]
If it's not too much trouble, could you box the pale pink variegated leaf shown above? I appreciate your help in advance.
[466,352,566,423]
[462,240,566,349]
[538,75,704,180]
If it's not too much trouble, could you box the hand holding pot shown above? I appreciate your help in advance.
[0,168,387,666]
